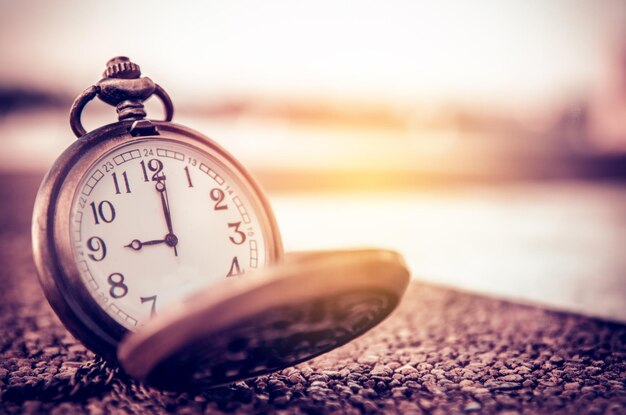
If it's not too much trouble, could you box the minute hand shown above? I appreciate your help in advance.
[155,176,178,256]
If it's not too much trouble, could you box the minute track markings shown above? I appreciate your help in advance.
[71,141,269,331]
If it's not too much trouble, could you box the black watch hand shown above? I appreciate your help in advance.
[125,238,165,251]
[155,176,178,256]
[125,234,178,251]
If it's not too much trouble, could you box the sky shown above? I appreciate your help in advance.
[1,0,625,112]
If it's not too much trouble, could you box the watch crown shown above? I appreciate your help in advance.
[103,56,141,79]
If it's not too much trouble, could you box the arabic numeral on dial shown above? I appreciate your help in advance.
[90,201,116,225]
[184,166,193,187]
[107,273,128,299]
[228,221,246,245]
[112,171,131,194]
[102,161,114,172]
[140,295,157,317]
[140,159,164,182]
[226,256,243,277]
[210,188,228,210]
[86,236,107,261]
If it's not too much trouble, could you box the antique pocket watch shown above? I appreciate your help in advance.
[32,57,409,389]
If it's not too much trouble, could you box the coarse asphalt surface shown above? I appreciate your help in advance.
[0,174,625,414]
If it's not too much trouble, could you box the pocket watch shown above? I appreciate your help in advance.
[32,57,409,389]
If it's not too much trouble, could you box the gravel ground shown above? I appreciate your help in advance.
[1,174,625,414]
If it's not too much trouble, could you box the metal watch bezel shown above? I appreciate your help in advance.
[32,120,283,359]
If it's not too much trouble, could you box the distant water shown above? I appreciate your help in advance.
[271,183,626,323]
[2,110,625,322]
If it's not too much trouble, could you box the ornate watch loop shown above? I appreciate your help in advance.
[69,56,175,138]
[154,84,174,123]
[69,85,99,137]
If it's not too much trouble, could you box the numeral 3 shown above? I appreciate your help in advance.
[228,222,246,245]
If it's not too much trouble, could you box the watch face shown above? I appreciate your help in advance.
[69,138,270,331]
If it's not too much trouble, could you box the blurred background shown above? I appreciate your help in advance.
[1,0,625,321]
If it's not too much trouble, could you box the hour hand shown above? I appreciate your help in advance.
[124,234,178,251]
[124,238,165,251]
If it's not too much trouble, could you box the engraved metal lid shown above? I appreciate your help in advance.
[118,249,410,390]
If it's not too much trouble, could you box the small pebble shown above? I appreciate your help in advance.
[464,400,482,412]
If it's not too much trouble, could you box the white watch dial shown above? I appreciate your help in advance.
[70,139,268,330]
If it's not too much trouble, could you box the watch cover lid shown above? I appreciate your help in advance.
[118,249,410,390]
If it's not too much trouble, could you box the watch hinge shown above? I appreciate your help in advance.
[129,120,159,137]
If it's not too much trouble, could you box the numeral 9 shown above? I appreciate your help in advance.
[86,236,107,261]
